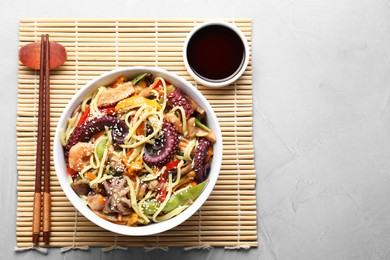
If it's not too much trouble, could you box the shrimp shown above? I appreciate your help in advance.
[68,142,95,172]
[97,81,135,107]
[164,112,183,134]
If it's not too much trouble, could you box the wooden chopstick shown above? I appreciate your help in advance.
[32,35,46,246]
[42,34,51,245]
[32,34,51,246]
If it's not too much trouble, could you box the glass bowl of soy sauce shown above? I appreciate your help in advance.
[183,20,250,88]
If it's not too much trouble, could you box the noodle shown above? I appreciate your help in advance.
[155,205,189,222]
[170,106,187,135]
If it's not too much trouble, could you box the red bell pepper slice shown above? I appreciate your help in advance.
[99,106,116,115]
[153,80,167,97]
[156,160,179,202]
[157,185,168,202]
[77,106,90,126]
[165,160,179,171]
[67,167,78,176]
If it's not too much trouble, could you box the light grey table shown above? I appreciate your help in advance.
[2,0,390,259]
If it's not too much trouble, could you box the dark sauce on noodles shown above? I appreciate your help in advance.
[186,25,245,82]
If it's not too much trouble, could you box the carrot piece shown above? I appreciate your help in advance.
[205,146,214,163]
[139,78,161,97]
[87,172,96,180]
[125,149,134,159]
[122,152,143,180]
[127,213,138,226]
[136,121,145,136]
[112,75,126,88]
[92,130,105,141]
[191,181,198,187]
[123,169,135,181]
[99,197,106,204]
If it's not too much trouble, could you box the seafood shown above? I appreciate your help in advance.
[68,142,94,171]
[143,119,178,166]
[103,177,132,215]
[167,89,195,118]
[194,138,211,182]
[65,115,128,154]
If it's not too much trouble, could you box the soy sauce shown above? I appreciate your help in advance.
[186,25,245,82]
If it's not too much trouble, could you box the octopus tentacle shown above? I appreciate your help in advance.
[167,89,195,118]
[143,119,178,166]
[103,177,133,215]
[194,138,211,183]
[65,115,128,155]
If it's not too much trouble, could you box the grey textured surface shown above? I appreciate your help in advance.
[2,0,390,259]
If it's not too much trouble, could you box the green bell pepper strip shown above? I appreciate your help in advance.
[162,180,207,213]
[195,118,211,132]
[131,73,148,85]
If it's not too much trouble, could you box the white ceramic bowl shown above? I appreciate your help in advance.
[183,20,250,88]
[54,67,222,236]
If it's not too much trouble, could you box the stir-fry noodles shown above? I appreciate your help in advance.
[60,73,216,226]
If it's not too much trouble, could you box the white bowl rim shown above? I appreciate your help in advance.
[54,66,222,236]
[182,20,250,88]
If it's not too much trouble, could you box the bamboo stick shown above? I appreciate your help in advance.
[17,219,258,230]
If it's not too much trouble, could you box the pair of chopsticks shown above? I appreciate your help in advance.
[32,34,51,246]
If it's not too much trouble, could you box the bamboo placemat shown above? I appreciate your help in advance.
[16,18,257,249]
